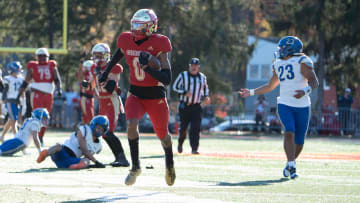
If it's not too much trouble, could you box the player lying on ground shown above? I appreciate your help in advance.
[0,108,48,156]
[36,115,109,169]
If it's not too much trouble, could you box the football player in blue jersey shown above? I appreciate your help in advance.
[239,36,319,179]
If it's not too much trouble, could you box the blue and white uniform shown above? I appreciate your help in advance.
[51,125,102,168]
[3,74,24,121]
[273,55,313,145]
[0,118,42,155]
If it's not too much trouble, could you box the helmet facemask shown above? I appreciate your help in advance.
[91,43,110,66]
[130,9,158,40]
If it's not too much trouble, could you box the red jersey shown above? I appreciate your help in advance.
[91,63,123,97]
[81,70,94,96]
[27,60,56,83]
[117,32,172,87]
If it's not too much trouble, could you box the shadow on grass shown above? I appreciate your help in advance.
[59,192,161,203]
[213,178,289,186]
[140,155,164,159]
[10,168,71,173]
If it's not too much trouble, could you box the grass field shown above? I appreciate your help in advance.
[0,130,359,203]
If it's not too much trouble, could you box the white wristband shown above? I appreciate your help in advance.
[303,86,312,96]
[249,89,255,96]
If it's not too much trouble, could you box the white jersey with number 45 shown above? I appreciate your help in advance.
[272,55,314,108]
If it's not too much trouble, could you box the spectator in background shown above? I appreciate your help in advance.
[51,90,66,128]
[338,88,353,135]
[72,94,81,126]
[64,88,77,129]
[254,95,268,131]
[267,107,281,133]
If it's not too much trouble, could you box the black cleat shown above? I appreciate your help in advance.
[110,153,130,167]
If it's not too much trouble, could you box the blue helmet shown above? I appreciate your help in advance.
[277,36,303,58]
[90,115,109,137]
[7,61,22,73]
[31,108,50,121]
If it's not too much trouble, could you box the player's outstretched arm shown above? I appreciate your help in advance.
[140,52,172,85]
[32,131,42,153]
[99,48,124,83]
[294,63,319,99]
[76,129,105,168]
[239,71,280,98]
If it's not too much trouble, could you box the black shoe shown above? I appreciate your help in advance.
[110,153,130,167]
[191,150,199,155]
[177,144,183,153]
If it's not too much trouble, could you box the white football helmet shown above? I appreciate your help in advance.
[82,60,94,72]
[91,43,110,64]
[131,9,158,38]
[35,48,50,56]
[35,48,50,63]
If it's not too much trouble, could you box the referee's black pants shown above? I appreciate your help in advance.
[178,102,202,152]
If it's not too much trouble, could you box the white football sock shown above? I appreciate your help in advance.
[288,161,295,168]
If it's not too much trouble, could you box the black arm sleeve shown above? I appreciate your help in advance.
[54,78,61,89]
[2,84,8,101]
[143,67,172,85]
[101,48,123,78]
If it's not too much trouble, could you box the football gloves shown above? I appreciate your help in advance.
[81,80,89,88]
[139,51,150,66]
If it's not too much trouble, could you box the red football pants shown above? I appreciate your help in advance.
[31,90,53,113]
[80,96,94,124]
[98,95,121,132]
[125,94,169,139]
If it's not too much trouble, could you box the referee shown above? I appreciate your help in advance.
[172,58,210,154]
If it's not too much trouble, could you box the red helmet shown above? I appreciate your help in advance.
[130,9,158,39]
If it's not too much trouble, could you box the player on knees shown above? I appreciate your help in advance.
[239,36,319,179]
[0,108,48,156]
[36,115,109,169]
[0,61,25,142]
[98,9,175,186]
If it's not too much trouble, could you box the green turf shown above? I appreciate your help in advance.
[0,131,359,202]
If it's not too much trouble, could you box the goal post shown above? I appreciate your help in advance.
[0,0,68,55]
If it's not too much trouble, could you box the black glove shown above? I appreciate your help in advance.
[94,160,106,168]
[139,51,150,66]
[81,80,89,88]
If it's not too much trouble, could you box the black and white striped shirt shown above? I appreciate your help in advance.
[172,71,209,104]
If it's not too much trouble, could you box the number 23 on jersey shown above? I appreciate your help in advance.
[278,64,294,81]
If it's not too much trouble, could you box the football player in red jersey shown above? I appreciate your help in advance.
[88,43,129,167]
[17,48,62,146]
[98,9,175,186]
[77,60,95,124]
